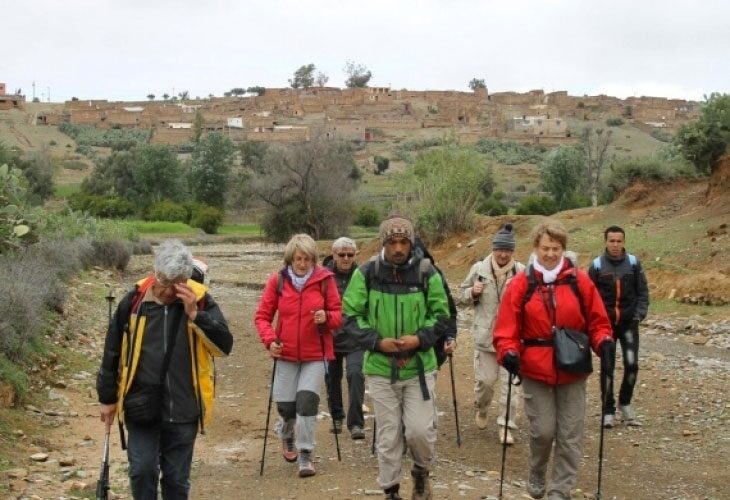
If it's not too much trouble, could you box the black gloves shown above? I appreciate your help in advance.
[502,352,520,378]
[600,340,615,375]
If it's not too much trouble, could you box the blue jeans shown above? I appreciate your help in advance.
[126,421,198,500]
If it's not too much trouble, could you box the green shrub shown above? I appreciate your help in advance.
[650,129,672,142]
[605,157,698,199]
[68,194,136,218]
[59,123,150,149]
[63,159,88,170]
[145,200,188,222]
[374,155,390,174]
[354,205,381,227]
[515,195,558,215]
[83,240,131,271]
[49,140,57,146]
[190,205,224,234]
[474,139,546,165]
[476,196,509,216]
[606,117,624,127]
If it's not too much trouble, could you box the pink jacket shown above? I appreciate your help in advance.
[255,266,342,362]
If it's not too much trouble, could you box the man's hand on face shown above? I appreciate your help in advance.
[378,338,401,353]
[397,335,421,352]
[175,283,198,320]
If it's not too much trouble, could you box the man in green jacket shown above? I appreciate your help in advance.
[343,216,450,500]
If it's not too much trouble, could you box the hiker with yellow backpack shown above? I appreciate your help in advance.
[96,239,233,498]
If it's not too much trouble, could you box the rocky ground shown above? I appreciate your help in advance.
[2,242,729,500]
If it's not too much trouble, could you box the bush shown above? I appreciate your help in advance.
[476,196,509,216]
[59,123,150,149]
[63,160,88,170]
[190,205,224,234]
[145,200,188,222]
[606,117,624,127]
[650,129,672,143]
[474,138,546,165]
[82,240,131,271]
[374,155,390,175]
[68,194,136,219]
[515,195,558,215]
[354,205,381,227]
[605,157,698,199]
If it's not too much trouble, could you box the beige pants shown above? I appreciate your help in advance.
[473,350,520,428]
[367,373,437,490]
[522,377,587,499]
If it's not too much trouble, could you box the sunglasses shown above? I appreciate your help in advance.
[337,252,355,258]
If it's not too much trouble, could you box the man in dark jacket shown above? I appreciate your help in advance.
[589,226,649,428]
[97,239,233,498]
[324,236,366,440]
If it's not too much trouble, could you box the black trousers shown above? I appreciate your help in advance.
[600,321,640,415]
[326,350,365,430]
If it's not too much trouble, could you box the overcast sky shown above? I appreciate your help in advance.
[2,0,728,102]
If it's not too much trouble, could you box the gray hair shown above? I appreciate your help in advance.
[154,239,194,280]
[332,237,357,253]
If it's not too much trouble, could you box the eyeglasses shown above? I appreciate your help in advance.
[337,253,355,258]
[155,272,185,288]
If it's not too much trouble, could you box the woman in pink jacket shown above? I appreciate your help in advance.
[255,233,341,478]
[493,221,613,500]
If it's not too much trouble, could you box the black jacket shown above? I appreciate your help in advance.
[588,251,650,326]
[323,255,359,353]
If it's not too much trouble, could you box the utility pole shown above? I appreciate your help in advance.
[47,87,51,103]
[32,81,36,101]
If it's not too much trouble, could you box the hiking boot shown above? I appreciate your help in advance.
[527,471,546,499]
[297,449,316,477]
[602,413,615,428]
[619,404,640,426]
[281,437,297,463]
[350,425,366,440]
[475,410,488,430]
[384,484,403,500]
[498,425,514,445]
[330,419,343,434]
[410,465,432,500]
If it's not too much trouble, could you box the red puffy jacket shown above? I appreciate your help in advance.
[493,260,612,386]
[255,266,342,362]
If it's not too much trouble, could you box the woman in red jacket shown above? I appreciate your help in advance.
[493,221,613,500]
[255,233,342,478]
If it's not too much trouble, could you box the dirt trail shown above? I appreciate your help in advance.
[3,242,729,500]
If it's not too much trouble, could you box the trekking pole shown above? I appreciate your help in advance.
[596,372,612,498]
[499,372,518,500]
[371,418,377,456]
[95,426,111,500]
[447,352,461,447]
[260,355,278,476]
[104,289,126,451]
[318,324,341,461]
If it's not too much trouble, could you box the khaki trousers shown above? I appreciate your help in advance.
[367,373,437,489]
[473,350,520,428]
[522,377,586,499]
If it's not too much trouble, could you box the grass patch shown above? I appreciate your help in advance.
[120,220,196,235]
[217,223,261,235]
[649,299,730,321]
[54,183,81,198]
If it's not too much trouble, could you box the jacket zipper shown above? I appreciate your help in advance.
[614,279,622,325]
[297,284,303,360]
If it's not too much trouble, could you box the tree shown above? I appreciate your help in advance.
[15,150,55,205]
[315,71,329,87]
[674,93,730,174]
[192,111,205,143]
[289,64,316,89]
[133,144,185,207]
[250,139,358,241]
[188,133,235,209]
[344,60,372,88]
[374,155,390,174]
[247,86,266,96]
[162,93,170,101]
[230,87,246,96]
[468,78,486,91]
[223,91,232,98]
[178,90,190,101]
[395,146,487,240]
[580,127,613,206]
[147,94,155,101]
[81,149,137,198]
[540,145,585,210]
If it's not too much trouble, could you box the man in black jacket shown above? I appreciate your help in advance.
[324,236,366,440]
[589,226,649,428]
[97,239,233,499]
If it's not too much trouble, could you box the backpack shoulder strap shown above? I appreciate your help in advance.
[418,258,432,294]
[628,253,637,267]
[520,265,538,314]
[592,256,602,272]
[276,273,284,296]
[565,267,587,323]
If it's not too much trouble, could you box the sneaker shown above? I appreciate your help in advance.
[330,419,343,434]
[297,450,316,477]
[619,405,640,426]
[602,413,615,428]
[384,484,403,500]
[527,471,546,499]
[475,410,488,430]
[350,425,366,440]
[498,426,514,445]
[281,437,297,463]
[410,465,432,500]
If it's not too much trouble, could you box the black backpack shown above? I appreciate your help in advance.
[363,256,457,368]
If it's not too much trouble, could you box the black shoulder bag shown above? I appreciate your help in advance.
[123,305,184,425]
[541,281,593,374]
